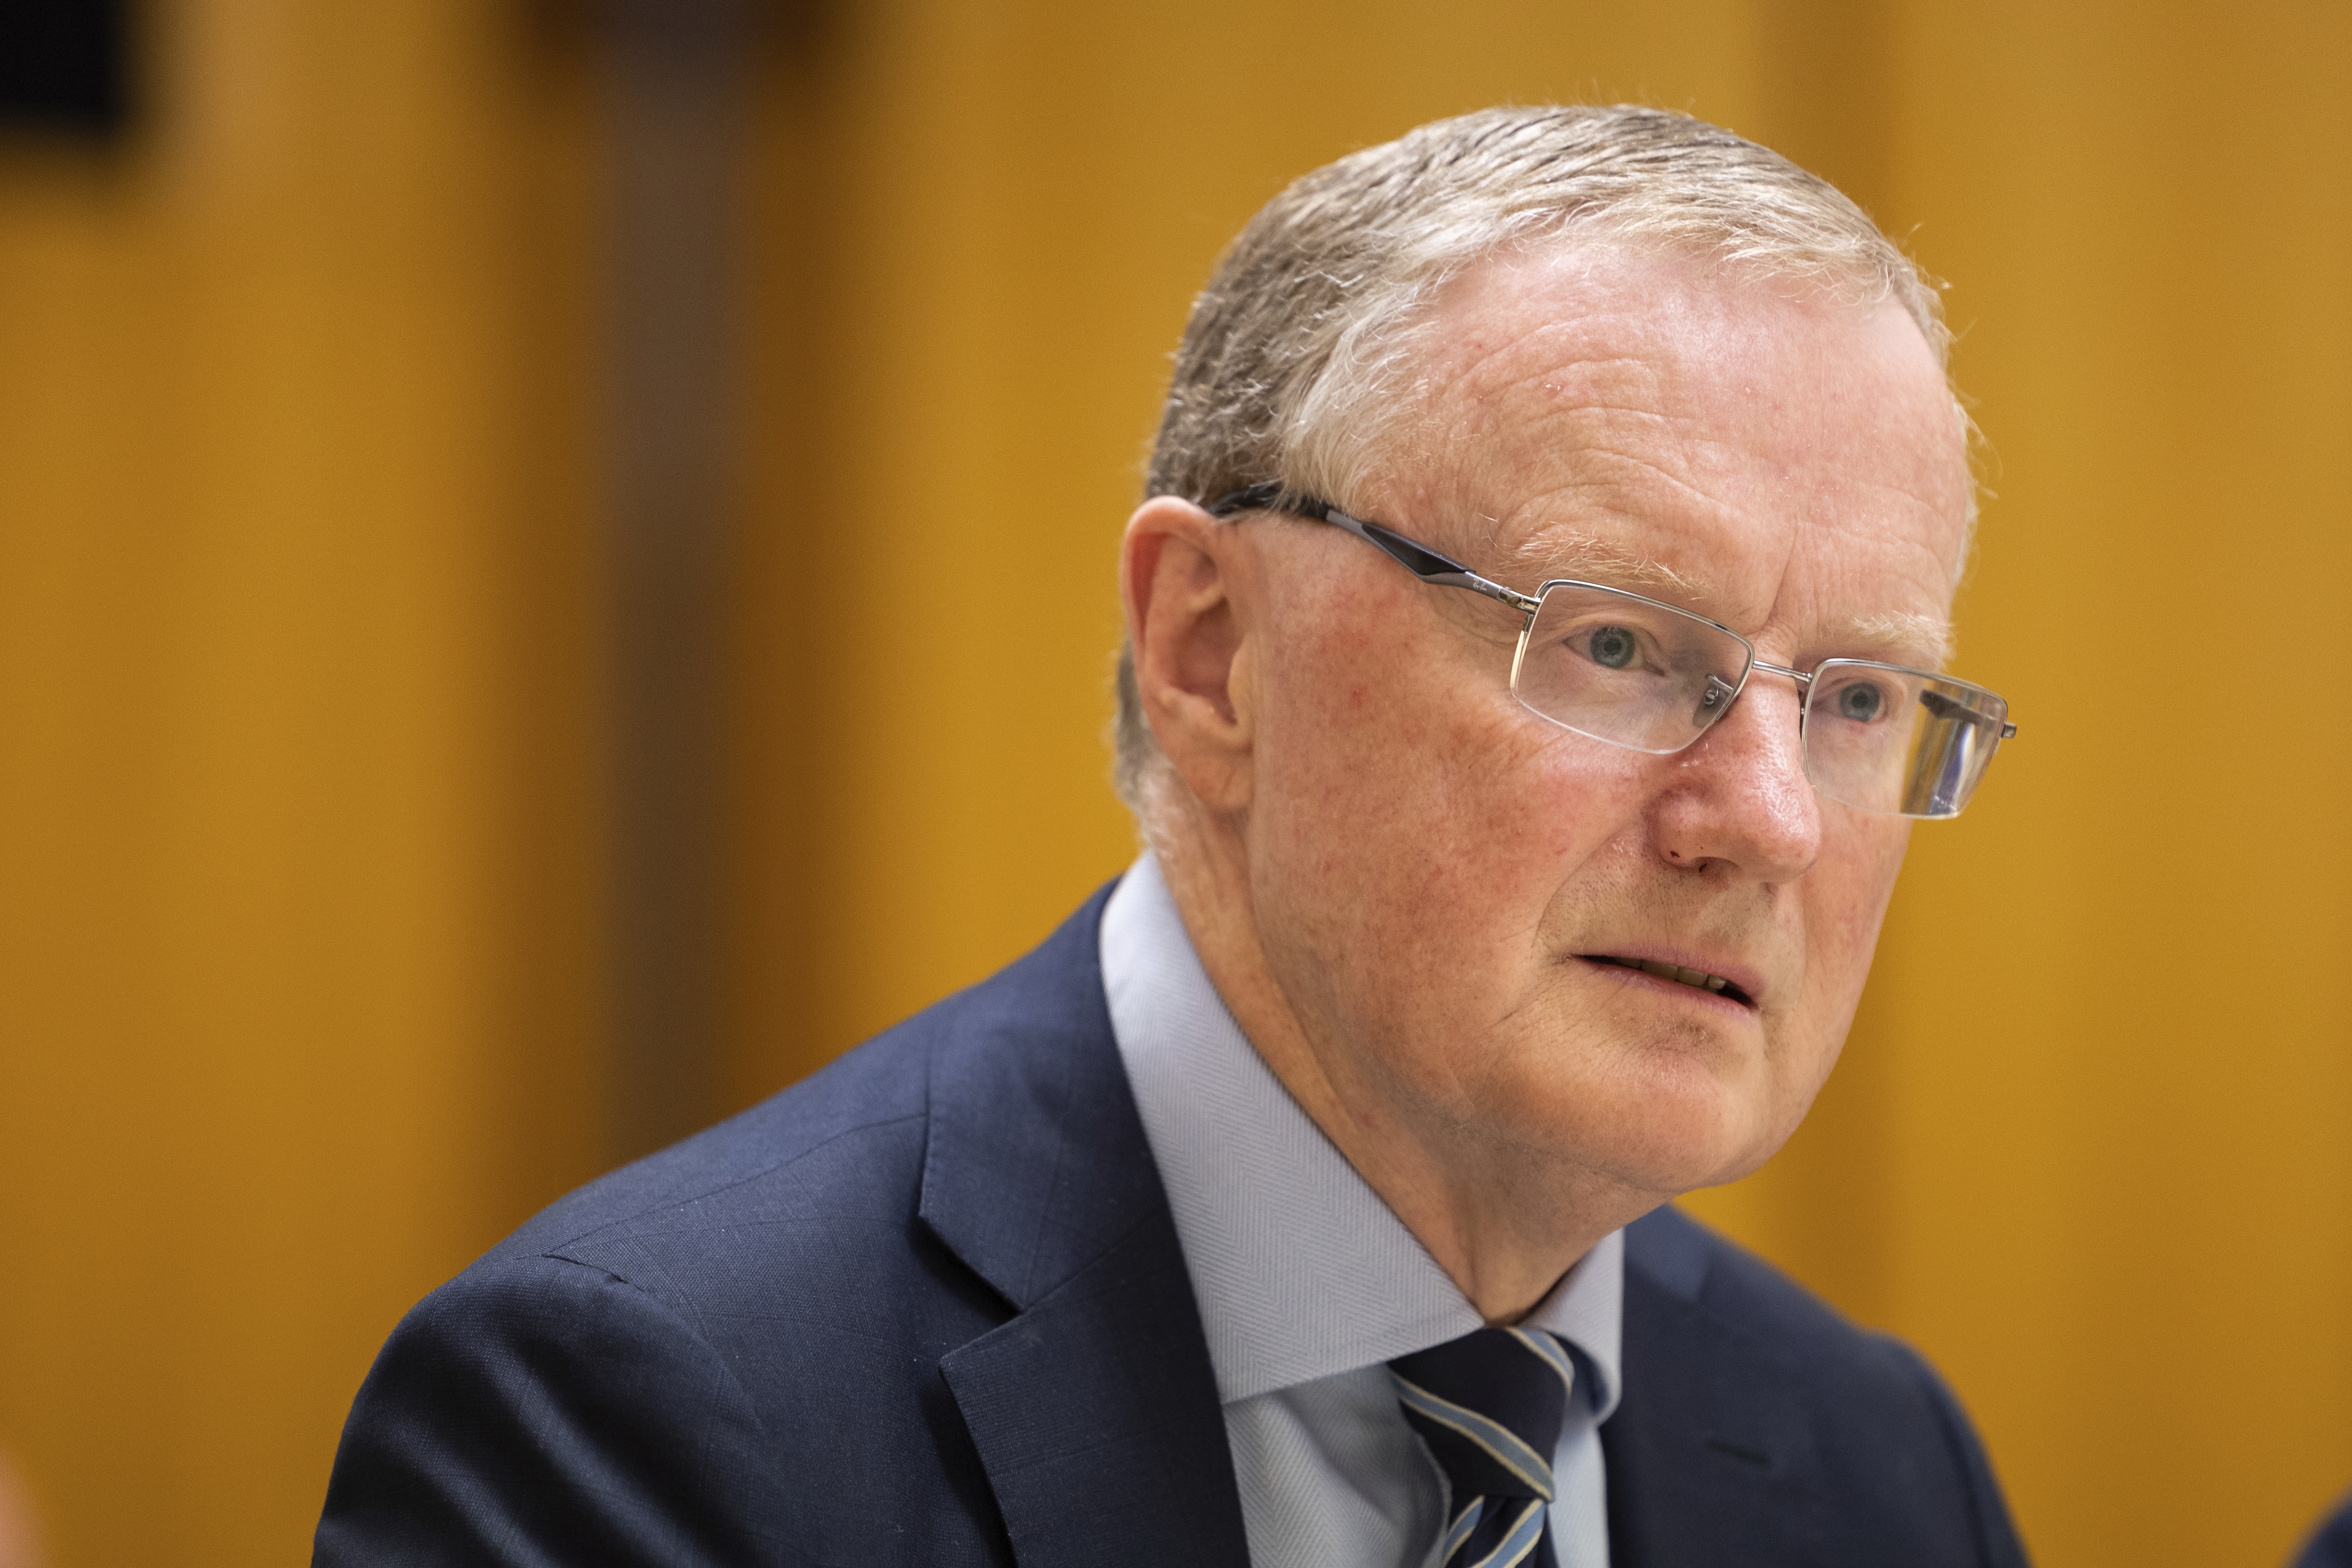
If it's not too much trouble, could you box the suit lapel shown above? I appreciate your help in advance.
[1602,1209,1828,1568]
[920,885,1251,1568]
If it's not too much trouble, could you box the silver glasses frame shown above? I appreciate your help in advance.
[1203,482,2019,816]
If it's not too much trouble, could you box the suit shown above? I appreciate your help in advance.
[2294,1493,2352,1568]
[315,884,2029,1566]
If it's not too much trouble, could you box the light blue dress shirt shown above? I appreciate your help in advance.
[1100,853,1624,1568]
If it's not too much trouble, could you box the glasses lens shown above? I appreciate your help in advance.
[1512,583,1753,753]
[1802,660,2010,819]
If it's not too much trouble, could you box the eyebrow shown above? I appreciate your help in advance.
[1496,527,1710,599]
[1840,610,1955,670]
[1493,527,1957,670]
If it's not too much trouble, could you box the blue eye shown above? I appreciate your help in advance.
[1587,626,1637,669]
[1832,682,1885,722]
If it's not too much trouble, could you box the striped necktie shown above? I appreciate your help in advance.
[1390,1326,1576,1568]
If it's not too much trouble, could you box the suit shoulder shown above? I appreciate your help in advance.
[1622,1206,1976,1483]
[487,974,1012,1275]
[1617,1205,2029,1567]
[492,882,1118,1265]
[470,880,1116,1302]
[318,1251,792,1565]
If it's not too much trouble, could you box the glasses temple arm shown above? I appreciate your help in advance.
[1917,685,2021,741]
[1203,483,1541,613]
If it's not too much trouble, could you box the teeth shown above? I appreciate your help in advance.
[1627,957,1732,994]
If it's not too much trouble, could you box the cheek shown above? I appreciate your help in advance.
[1253,647,1647,991]
[1271,614,1571,828]
[1787,817,1911,1049]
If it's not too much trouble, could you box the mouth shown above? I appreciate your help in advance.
[1581,954,1755,1007]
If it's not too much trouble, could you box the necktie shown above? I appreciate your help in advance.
[1390,1326,1576,1568]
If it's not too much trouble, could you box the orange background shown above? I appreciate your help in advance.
[0,2,2347,1564]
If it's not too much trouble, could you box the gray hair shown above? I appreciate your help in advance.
[1113,104,1952,809]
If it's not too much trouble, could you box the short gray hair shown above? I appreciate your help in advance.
[1113,104,1951,809]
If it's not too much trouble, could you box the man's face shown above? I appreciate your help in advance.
[1238,244,1972,1199]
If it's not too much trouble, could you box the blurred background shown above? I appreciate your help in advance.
[0,0,2346,1563]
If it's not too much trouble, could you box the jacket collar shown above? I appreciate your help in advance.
[919,883,1252,1568]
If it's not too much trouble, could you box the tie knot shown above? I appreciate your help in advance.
[1389,1327,1575,1504]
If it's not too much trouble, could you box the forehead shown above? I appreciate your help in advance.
[1380,244,1973,664]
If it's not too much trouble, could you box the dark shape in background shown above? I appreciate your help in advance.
[567,0,827,1165]
[595,0,757,1167]
[0,0,130,135]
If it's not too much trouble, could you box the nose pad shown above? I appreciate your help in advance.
[1692,673,1739,730]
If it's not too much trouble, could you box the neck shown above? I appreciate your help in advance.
[1145,787,1653,1324]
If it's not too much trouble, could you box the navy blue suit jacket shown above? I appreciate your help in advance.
[2293,1492,2352,1568]
[316,886,2029,1566]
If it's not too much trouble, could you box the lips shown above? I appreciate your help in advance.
[1583,953,1755,1006]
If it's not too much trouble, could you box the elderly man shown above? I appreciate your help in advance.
[317,106,2027,1568]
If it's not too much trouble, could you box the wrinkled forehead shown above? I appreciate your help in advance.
[1374,246,1973,659]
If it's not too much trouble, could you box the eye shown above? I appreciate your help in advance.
[1829,681,1887,722]
[1586,625,1638,669]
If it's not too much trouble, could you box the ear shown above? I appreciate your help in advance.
[1121,495,1255,810]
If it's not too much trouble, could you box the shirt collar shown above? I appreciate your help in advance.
[1100,853,1622,1421]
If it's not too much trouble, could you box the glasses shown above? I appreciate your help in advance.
[1206,483,2018,820]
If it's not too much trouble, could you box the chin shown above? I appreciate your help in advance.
[1548,1061,1799,1199]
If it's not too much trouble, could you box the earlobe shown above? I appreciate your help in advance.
[1121,497,1255,809]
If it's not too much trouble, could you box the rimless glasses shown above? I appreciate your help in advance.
[1206,483,2017,821]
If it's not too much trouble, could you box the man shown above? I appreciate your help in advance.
[317,105,2028,1567]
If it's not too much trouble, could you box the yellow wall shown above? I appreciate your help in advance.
[0,5,607,1562]
[0,1,2346,1564]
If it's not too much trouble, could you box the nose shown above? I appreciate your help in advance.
[1648,671,1821,882]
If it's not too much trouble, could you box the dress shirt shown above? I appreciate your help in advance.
[1101,853,1624,1568]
